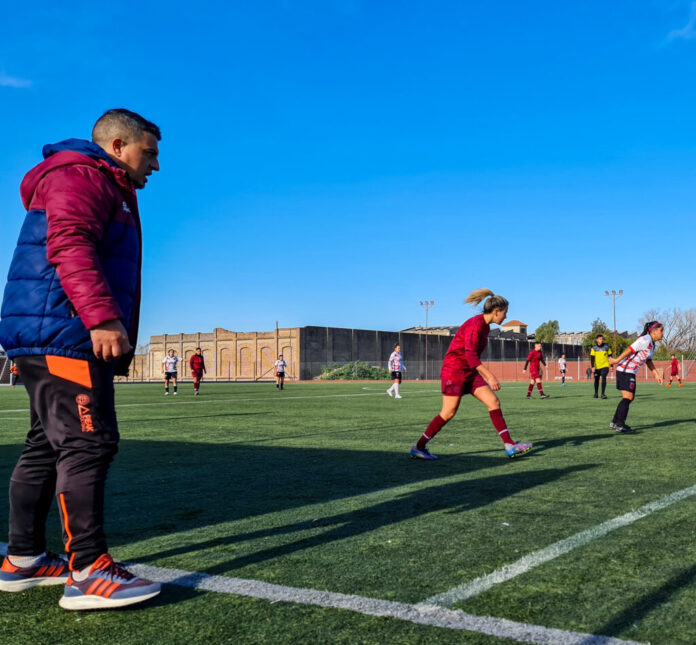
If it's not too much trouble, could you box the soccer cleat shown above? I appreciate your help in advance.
[194,390,199,396]
[680,383,684,387]
[666,383,671,387]
[525,394,531,399]
[0,552,69,592]
[173,392,177,396]
[505,442,533,459]
[59,554,160,611]
[593,394,598,398]
[395,394,402,399]
[561,382,565,387]
[540,394,550,399]
[410,445,438,460]
[164,391,169,396]
[386,388,393,397]
[601,394,608,399]
[611,422,635,434]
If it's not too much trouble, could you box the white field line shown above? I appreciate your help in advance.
[425,483,696,607]
[0,542,644,644]
[0,383,542,415]
[0,389,439,415]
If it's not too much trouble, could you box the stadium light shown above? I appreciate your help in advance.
[420,300,435,380]
[604,290,624,355]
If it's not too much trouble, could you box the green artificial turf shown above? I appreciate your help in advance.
[0,380,694,644]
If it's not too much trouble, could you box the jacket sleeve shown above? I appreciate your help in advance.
[42,165,123,330]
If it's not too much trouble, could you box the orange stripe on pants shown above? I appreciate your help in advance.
[46,356,93,389]
[58,493,76,570]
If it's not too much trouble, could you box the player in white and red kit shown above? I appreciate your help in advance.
[608,320,664,433]
[666,354,682,387]
[523,343,548,399]
[410,289,533,461]
[386,344,405,399]
[274,355,287,390]
[162,349,182,396]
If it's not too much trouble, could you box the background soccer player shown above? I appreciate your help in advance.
[274,354,287,389]
[590,334,612,399]
[523,342,548,399]
[386,344,406,399]
[666,354,682,387]
[608,321,664,434]
[189,347,206,395]
[410,289,533,461]
[558,353,567,387]
[163,349,182,395]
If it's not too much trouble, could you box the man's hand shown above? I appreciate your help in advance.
[90,319,132,361]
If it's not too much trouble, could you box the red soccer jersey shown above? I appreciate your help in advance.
[525,350,544,371]
[190,354,206,373]
[672,358,679,372]
[441,314,490,377]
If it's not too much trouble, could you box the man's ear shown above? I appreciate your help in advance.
[110,137,126,157]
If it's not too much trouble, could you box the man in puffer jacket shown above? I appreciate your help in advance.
[0,109,163,610]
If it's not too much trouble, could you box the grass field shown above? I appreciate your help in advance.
[0,380,695,644]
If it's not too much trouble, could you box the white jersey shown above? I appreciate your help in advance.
[616,334,654,374]
[388,351,405,372]
[274,360,287,372]
[558,357,566,371]
[163,355,182,372]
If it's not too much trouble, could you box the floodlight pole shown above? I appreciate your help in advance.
[420,300,435,380]
[604,289,623,355]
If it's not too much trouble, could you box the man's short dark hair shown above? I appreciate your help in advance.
[92,108,161,146]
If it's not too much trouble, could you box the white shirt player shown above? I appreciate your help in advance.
[274,359,287,373]
[558,357,566,372]
[163,355,182,373]
[616,334,655,374]
[388,351,405,372]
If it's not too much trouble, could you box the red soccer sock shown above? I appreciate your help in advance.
[489,409,513,445]
[536,382,545,395]
[527,384,534,395]
[417,414,448,449]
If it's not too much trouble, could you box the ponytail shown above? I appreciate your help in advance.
[465,288,509,314]
[641,321,663,336]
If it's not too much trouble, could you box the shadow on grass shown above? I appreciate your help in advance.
[144,463,593,575]
[531,433,617,450]
[641,418,696,430]
[595,563,696,638]
[0,439,595,578]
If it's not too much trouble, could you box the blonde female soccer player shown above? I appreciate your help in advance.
[410,289,533,461]
[608,321,664,434]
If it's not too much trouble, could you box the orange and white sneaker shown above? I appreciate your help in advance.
[59,554,160,610]
[0,552,69,592]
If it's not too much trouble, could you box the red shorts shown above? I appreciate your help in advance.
[441,372,488,397]
[191,370,203,379]
[671,369,678,377]
[529,369,541,380]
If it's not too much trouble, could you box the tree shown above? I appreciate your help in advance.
[582,318,632,355]
[638,308,696,358]
[534,320,560,344]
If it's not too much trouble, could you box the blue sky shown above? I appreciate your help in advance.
[1,1,695,345]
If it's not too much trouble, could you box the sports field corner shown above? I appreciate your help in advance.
[1,380,695,643]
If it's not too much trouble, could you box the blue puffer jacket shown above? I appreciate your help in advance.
[0,139,141,375]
